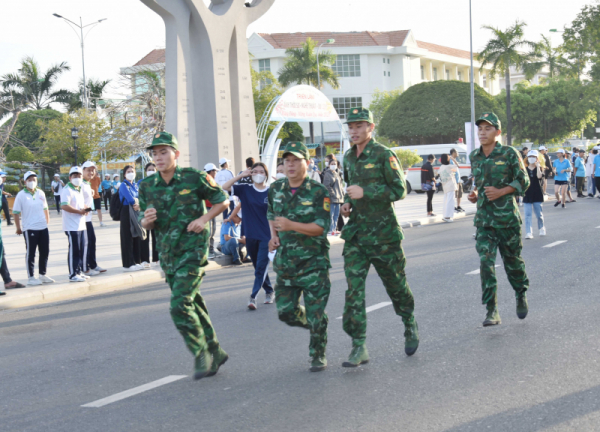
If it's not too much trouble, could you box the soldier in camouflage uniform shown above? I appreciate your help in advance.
[139,132,230,380]
[267,142,332,372]
[468,112,530,326]
[340,107,419,367]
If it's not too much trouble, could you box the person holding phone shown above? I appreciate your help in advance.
[523,150,546,239]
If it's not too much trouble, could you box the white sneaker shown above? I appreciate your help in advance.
[100,222,106,227]
[248,296,257,310]
[264,292,275,304]
[84,269,100,276]
[27,277,43,286]
[124,265,141,272]
[39,275,55,284]
[93,266,107,273]
[134,264,144,271]
[141,261,151,270]
[539,227,547,236]
[78,273,91,279]
[443,218,454,223]
[525,233,533,239]
[70,275,86,283]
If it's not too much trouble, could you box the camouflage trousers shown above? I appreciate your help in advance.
[275,270,331,358]
[165,263,219,357]
[342,240,415,346]
[475,226,529,310]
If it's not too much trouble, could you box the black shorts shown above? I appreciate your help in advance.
[555,180,568,185]
[93,197,102,210]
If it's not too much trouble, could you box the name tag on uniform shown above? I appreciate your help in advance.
[179,189,191,195]
[274,199,282,203]
[301,201,312,205]
[365,164,375,169]
[495,161,505,165]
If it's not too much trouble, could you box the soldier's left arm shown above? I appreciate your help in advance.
[362,150,406,202]
[508,148,530,194]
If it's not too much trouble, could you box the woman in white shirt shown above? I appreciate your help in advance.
[437,154,457,222]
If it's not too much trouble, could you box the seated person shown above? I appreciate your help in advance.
[220,212,246,265]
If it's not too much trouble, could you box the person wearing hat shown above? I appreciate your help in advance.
[0,172,13,226]
[564,149,576,203]
[586,147,598,197]
[139,131,230,380]
[112,173,121,195]
[574,149,587,198]
[12,171,55,286]
[468,112,530,326]
[266,142,332,372]
[339,107,419,367]
[81,161,106,276]
[552,149,572,208]
[51,173,65,214]
[60,166,90,283]
[538,146,552,195]
[214,157,235,219]
[203,163,221,259]
[101,173,113,212]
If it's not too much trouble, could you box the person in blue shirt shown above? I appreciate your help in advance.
[222,162,275,310]
[220,211,246,265]
[100,174,113,211]
[119,165,143,271]
[552,149,572,208]
[112,174,121,194]
[574,149,587,197]
[593,151,600,198]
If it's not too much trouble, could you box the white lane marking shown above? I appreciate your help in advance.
[466,265,499,275]
[336,302,392,320]
[543,241,567,248]
[81,375,187,408]
[596,226,600,229]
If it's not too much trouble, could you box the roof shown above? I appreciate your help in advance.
[134,49,166,66]
[416,40,471,60]
[257,31,410,49]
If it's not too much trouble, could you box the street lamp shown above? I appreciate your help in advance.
[53,13,107,110]
[71,126,79,166]
[317,38,335,154]
[468,0,476,152]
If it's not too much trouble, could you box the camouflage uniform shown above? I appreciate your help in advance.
[342,109,417,347]
[138,161,228,358]
[470,113,530,313]
[267,144,332,360]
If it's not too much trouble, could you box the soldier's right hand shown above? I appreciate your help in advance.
[341,203,352,217]
[468,191,478,204]
[144,208,158,224]
[269,236,280,252]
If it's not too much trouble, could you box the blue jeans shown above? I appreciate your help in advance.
[222,237,240,262]
[246,238,273,298]
[330,203,341,233]
[524,202,544,235]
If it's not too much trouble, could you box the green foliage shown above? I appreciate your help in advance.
[523,35,574,80]
[277,38,340,90]
[9,108,62,149]
[394,148,422,170]
[6,146,34,162]
[369,87,403,137]
[562,4,600,81]
[507,78,598,143]
[379,81,504,144]
[3,185,20,195]
[67,78,111,111]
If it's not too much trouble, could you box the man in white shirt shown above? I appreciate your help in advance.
[60,166,89,282]
[82,161,106,276]
[51,173,65,214]
[586,147,598,198]
[215,157,235,218]
[12,171,55,286]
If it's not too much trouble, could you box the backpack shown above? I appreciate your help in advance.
[109,190,122,221]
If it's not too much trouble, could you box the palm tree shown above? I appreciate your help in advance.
[523,35,573,80]
[278,37,340,143]
[478,21,537,146]
[67,78,111,111]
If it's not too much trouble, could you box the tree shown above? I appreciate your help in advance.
[6,108,62,150]
[523,35,573,80]
[369,87,403,137]
[505,79,598,143]
[67,78,111,111]
[6,146,34,163]
[277,38,340,143]
[394,148,422,171]
[478,21,537,146]
[562,3,600,81]
[379,81,504,145]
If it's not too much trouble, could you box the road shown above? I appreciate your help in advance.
[1,198,599,432]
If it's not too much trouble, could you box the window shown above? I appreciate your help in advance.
[387,59,390,64]
[483,74,487,88]
[258,59,272,88]
[384,71,386,77]
[388,71,391,77]
[445,70,450,80]
[421,65,425,80]
[383,58,386,64]
[333,97,363,119]
[457,71,463,81]
[332,55,361,77]
[433,68,438,81]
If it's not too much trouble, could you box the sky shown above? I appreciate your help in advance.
[0,0,594,103]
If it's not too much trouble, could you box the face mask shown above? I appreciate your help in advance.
[330,164,337,170]
[126,172,136,181]
[276,173,286,180]
[0,177,3,185]
[252,174,266,184]
[71,178,82,187]
[528,157,537,164]
[26,181,37,189]
[146,170,156,176]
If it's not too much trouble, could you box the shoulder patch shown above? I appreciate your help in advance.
[389,156,400,171]
[206,175,217,187]
[323,197,330,212]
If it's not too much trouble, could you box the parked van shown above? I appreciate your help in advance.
[391,144,472,194]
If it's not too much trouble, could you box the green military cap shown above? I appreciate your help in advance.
[345,107,374,124]
[148,131,179,150]
[475,112,501,130]
[282,141,310,160]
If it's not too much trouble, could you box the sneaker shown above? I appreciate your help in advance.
[483,308,501,327]
[124,265,141,272]
[27,277,43,286]
[342,344,369,367]
[310,356,327,372]
[78,273,91,279]
[404,320,419,356]
[84,269,100,276]
[207,347,229,377]
[442,218,454,223]
[264,292,275,304]
[457,206,465,212]
[525,233,533,239]
[93,266,107,273]
[516,295,528,320]
[539,227,546,236]
[39,275,55,284]
[569,199,577,203]
[208,252,216,260]
[248,296,257,310]
[242,257,252,263]
[232,259,243,266]
[193,351,213,380]
[69,275,86,283]
[554,201,561,207]
[141,261,151,270]
[100,222,106,227]
[562,203,565,208]
[134,264,144,270]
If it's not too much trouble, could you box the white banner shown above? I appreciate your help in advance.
[465,122,480,163]
[270,85,340,123]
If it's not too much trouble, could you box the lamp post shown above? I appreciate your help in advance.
[468,0,476,151]
[71,127,79,166]
[317,38,335,157]
[53,14,107,109]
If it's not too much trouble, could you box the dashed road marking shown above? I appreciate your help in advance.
[466,265,499,275]
[543,241,567,248]
[81,375,187,408]
[336,302,392,320]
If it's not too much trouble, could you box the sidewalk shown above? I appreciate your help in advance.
[0,191,475,310]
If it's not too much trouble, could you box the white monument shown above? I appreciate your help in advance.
[140,0,275,173]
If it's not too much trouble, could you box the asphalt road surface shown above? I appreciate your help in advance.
[1,198,599,432]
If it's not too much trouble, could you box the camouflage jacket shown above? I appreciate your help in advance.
[267,176,331,278]
[342,139,406,245]
[470,142,530,228]
[138,166,228,274]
